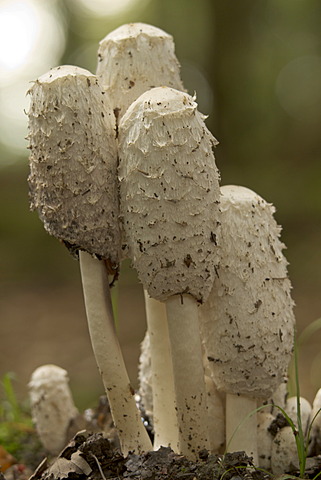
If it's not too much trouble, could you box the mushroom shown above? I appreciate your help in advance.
[27,65,152,455]
[199,185,295,464]
[28,365,79,454]
[284,396,311,434]
[118,86,221,458]
[271,426,298,474]
[97,23,185,450]
[96,23,184,120]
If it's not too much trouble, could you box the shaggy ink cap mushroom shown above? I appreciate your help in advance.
[119,86,220,303]
[29,365,79,454]
[27,65,152,455]
[97,23,186,453]
[284,396,311,434]
[201,185,295,398]
[97,23,184,119]
[119,86,220,458]
[200,185,295,463]
[271,426,298,474]
[28,65,120,266]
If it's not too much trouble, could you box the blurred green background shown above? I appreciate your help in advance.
[1,0,321,408]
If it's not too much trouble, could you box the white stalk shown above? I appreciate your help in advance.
[226,393,258,464]
[257,411,275,470]
[79,251,152,455]
[143,291,179,451]
[204,374,225,453]
[166,294,210,457]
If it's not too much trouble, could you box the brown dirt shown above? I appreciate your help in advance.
[2,430,273,480]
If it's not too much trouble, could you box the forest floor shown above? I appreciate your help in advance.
[2,393,321,480]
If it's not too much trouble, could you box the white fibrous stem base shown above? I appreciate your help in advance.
[165,294,210,459]
[144,290,179,452]
[79,251,152,455]
[226,393,258,465]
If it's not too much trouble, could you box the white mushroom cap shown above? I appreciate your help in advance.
[200,185,295,398]
[28,65,120,265]
[96,23,184,118]
[118,86,220,302]
[29,365,79,454]
[271,426,298,474]
[284,396,312,434]
[257,411,275,470]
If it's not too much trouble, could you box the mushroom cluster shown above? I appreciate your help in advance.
[27,22,297,466]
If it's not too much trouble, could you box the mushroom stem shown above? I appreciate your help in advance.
[143,290,179,452]
[165,294,210,458]
[79,251,152,455]
[226,393,258,464]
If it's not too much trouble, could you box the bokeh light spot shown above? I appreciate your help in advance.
[0,0,40,73]
[0,0,66,159]
[276,55,321,123]
[74,0,148,17]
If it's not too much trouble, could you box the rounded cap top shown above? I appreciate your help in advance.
[121,86,197,124]
[221,185,262,204]
[29,364,68,388]
[36,65,94,85]
[99,23,172,45]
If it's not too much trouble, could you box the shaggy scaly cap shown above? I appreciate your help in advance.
[29,365,79,454]
[200,185,295,398]
[119,86,220,302]
[97,23,184,119]
[28,65,120,266]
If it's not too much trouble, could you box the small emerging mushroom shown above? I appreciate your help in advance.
[29,365,79,454]
[284,396,311,434]
[200,185,295,464]
[119,86,221,458]
[96,23,184,120]
[27,65,152,455]
[271,426,298,474]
